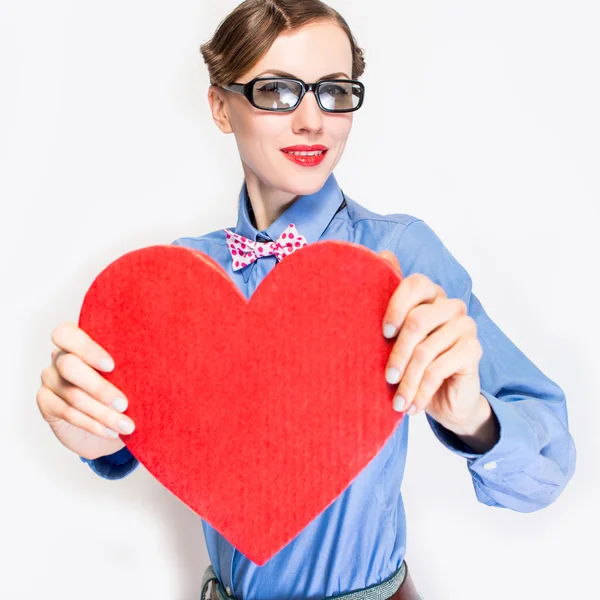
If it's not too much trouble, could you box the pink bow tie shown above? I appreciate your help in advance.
[223,223,308,271]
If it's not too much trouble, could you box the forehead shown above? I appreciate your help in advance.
[249,21,353,81]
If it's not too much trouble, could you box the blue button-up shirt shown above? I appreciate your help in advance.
[81,173,576,600]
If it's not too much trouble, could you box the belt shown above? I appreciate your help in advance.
[201,561,421,600]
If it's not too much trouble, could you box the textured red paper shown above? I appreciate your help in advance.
[78,240,405,565]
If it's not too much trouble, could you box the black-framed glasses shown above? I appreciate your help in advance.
[221,76,365,113]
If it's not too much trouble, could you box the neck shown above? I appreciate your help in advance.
[244,167,299,231]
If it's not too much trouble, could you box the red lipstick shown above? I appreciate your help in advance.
[280,144,329,167]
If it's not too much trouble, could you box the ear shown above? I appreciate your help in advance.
[208,85,234,134]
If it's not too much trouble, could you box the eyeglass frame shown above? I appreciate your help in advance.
[220,76,365,113]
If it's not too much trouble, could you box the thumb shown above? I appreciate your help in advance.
[379,250,403,278]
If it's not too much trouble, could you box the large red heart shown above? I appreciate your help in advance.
[78,241,404,565]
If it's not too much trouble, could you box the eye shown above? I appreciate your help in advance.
[257,82,286,93]
[321,84,349,97]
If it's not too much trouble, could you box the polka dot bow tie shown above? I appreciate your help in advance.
[223,223,308,272]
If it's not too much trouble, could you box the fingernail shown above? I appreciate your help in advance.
[408,404,417,415]
[383,323,398,338]
[105,427,119,438]
[393,395,407,412]
[386,367,401,384]
[118,419,135,434]
[98,358,114,372]
[111,397,128,412]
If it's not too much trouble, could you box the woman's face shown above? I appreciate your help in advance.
[209,20,355,203]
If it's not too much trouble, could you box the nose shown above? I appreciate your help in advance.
[291,89,324,133]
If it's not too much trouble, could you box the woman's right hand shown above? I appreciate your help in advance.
[36,322,136,460]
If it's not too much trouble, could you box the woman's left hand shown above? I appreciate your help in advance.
[379,250,485,435]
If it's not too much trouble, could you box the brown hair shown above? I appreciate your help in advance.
[199,0,366,87]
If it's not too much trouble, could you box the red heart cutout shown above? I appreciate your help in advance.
[78,241,404,565]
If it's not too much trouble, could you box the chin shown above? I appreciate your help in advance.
[275,169,332,197]
[284,180,328,197]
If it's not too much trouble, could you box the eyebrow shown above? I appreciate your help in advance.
[255,69,350,79]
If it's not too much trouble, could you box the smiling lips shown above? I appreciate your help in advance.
[280,144,329,167]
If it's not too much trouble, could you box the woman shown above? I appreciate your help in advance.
[36,1,576,599]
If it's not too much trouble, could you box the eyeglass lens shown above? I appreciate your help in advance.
[252,78,361,111]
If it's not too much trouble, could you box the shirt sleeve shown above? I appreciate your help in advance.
[80,446,139,479]
[390,218,576,512]
[79,238,184,479]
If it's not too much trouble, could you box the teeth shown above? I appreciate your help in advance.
[287,151,324,156]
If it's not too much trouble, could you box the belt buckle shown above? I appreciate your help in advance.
[202,579,219,600]
[211,579,234,600]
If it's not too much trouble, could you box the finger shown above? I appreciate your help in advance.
[393,315,477,413]
[382,273,447,339]
[36,385,123,439]
[51,348,68,364]
[40,365,135,434]
[52,322,115,372]
[51,348,67,367]
[379,250,403,277]
[46,353,130,416]
[386,298,467,386]
[411,335,482,418]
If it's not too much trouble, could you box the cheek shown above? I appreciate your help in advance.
[229,101,280,139]
[333,115,353,142]
[235,115,288,158]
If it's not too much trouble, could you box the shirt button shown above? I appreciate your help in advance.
[483,460,497,470]
[225,586,232,596]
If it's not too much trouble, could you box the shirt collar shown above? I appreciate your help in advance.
[234,172,344,246]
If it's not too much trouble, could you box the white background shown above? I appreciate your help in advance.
[1,1,598,599]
